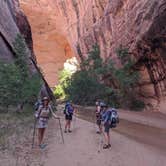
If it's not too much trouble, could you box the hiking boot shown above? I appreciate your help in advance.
[68,130,72,133]
[103,144,111,149]
[64,130,67,133]
[108,144,111,148]
[96,131,101,134]
[39,144,47,149]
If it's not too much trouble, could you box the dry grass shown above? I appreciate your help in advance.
[0,105,43,166]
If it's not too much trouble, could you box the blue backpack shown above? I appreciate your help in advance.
[64,103,74,115]
[108,108,119,128]
[34,100,42,111]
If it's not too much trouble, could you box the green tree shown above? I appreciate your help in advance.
[0,62,21,108]
[114,46,141,108]
[54,69,72,99]
[55,44,144,110]
[0,34,42,110]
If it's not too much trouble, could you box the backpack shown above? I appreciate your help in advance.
[34,100,42,111]
[108,108,119,128]
[64,104,74,115]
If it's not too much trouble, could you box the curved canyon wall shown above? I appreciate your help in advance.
[20,0,166,112]
[20,0,76,87]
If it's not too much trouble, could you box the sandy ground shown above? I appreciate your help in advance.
[1,106,166,166]
[118,109,166,129]
[42,115,166,166]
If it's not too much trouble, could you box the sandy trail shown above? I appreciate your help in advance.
[44,116,166,166]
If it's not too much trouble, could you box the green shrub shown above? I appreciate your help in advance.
[130,99,145,111]
[55,44,145,110]
[54,84,65,99]
[64,70,108,105]
[54,69,72,99]
[0,34,42,109]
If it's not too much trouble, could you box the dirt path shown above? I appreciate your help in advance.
[43,115,166,166]
[2,106,165,166]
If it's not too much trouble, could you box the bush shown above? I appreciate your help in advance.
[130,99,145,111]
[0,34,42,109]
[55,44,145,110]
[64,70,108,105]
[54,69,72,99]
[54,84,65,99]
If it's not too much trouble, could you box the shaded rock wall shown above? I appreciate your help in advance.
[20,0,166,112]
[0,0,35,70]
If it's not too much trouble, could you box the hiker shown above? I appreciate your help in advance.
[35,96,59,149]
[95,100,103,134]
[101,105,112,149]
[64,102,74,133]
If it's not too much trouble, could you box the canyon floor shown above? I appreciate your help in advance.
[1,105,166,166]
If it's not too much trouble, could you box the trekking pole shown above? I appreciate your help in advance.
[32,118,37,148]
[73,109,77,130]
[97,131,104,153]
[58,118,65,144]
[73,114,77,131]
[93,111,97,132]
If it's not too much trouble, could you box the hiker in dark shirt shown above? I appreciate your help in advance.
[64,102,74,133]
[102,105,112,149]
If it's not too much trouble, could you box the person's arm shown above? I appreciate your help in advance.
[102,111,108,123]
[49,106,60,119]
[65,106,70,115]
[35,105,42,119]
[74,107,78,115]
[96,106,100,113]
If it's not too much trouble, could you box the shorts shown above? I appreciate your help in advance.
[96,114,102,126]
[37,118,48,129]
[65,114,72,121]
[104,123,111,133]
[96,119,101,126]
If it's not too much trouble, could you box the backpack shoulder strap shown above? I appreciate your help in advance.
[38,105,44,117]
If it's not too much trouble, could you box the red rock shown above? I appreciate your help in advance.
[18,0,166,113]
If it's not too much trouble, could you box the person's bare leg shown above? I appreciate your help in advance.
[107,132,110,145]
[99,124,102,133]
[108,132,111,145]
[65,120,68,132]
[68,120,71,131]
[104,132,109,144]
[40,128,45,144]
[38,128,42,145]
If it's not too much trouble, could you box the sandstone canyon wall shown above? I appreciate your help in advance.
[0,0,54,99]
[20,0,76,87]
[20,0,166,112]
[0,0,35,70]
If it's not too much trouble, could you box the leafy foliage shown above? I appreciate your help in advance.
[114,46,141,109]
[55,44,144,110]
[64,70,108,105]
[0,34,42,109]
[54,69,72,99]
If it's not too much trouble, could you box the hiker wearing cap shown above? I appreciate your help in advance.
[35,97,59,149]
[64,102,74,133]
[101,105,112,149]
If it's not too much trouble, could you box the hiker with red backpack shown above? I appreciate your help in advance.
[64,102,74,133]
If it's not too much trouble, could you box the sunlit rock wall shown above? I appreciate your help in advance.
[20,0,166,112]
